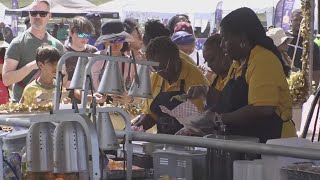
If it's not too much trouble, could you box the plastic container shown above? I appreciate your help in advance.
[205,134,259,180]
[153,149,207,180]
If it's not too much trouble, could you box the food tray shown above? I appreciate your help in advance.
[104,169,154,180]
[282,163,320,180]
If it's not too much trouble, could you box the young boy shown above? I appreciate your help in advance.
[20,44,61,106]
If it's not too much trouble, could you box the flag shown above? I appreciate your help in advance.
[274,0,295,31]
[214,1,223,29]
[11,0,19,36]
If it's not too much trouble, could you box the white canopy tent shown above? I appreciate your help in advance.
[98,0,277,31]
[0,3,7,23]
[5,0,119,18]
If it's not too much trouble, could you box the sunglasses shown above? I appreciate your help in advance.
[109,38,126,43]
[29,11,49,17]
[77,32,91,38]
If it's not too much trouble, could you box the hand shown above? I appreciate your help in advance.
[112,94,133,104]
[186,85,209,99]
[197,65,208,74]
[26,60,39,71]
[183,110,217,133]
[93,93,107,103]
[131,114,156,131]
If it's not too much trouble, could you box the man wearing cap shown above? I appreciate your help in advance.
[86,12,103,50]
[2,0,63,102]
[173,22,211,80]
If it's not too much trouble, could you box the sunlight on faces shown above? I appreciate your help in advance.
[69,30,90,49]
[29,1,51,31]
[129,28,143,51]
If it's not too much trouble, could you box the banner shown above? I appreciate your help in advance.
[11,0,19,37]
[214,1,223,29]
[273,0,295,31]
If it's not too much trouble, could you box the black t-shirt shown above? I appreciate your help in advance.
[288,35,320,70]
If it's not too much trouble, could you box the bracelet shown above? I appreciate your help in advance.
[215,113,226,132]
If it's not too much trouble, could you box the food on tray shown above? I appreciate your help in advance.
[107,159,142,171]
[0,102,54,113]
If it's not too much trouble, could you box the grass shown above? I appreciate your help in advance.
[0,0,112,8]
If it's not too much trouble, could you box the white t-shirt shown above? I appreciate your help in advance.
[189,49,209,70]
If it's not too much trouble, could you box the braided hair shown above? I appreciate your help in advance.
[146,36,180,63]
[220,7,290,77]
[143,20,170,47]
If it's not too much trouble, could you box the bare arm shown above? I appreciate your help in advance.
[2,58,38,86]
[222,105,276,126]
[0,64,2,74]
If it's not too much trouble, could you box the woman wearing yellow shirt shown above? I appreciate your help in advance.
[186,7,296,143]
[132,36,209,134]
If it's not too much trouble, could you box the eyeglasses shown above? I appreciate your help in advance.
[109,38,126,43]
[29,11,49,17]
[150,59,170,73]
[77,32,91,38]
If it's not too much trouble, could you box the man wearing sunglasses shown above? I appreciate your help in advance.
[2,0,63,102]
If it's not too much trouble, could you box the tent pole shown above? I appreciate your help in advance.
[309,0,315,94]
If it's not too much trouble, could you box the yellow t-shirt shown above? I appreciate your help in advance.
[179,50,197,65]
[225,45,296,138]
[211,74,228,91]
[142,54,210,121]
[21,80,55,106]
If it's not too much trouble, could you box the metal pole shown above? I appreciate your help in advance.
[309,0,315,94]
[115,131,320,160]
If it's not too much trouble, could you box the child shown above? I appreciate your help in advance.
[20,44,61,105]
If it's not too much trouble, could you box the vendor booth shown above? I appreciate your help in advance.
[0,0,319,179]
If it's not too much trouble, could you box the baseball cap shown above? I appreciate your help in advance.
[95,20,134,45]
[85,12,101,19]
[266,27,293,47]
[174,22,193,34]
[171,31,195,45]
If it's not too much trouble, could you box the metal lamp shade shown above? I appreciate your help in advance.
[97,112,119,151]
[69,57,89,90]
[26,122,56,172]
[53,121,88,175]
[128,65,153,99]
[97,61,124,95]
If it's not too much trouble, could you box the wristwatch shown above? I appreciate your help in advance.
[215,113,226,133]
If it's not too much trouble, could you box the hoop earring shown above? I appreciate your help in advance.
[240,42,246,48]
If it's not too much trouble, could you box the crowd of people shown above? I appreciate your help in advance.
[1,0,320,143]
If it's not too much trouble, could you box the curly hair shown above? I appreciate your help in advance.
[143,20,170,47]
[36,44,61,64]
